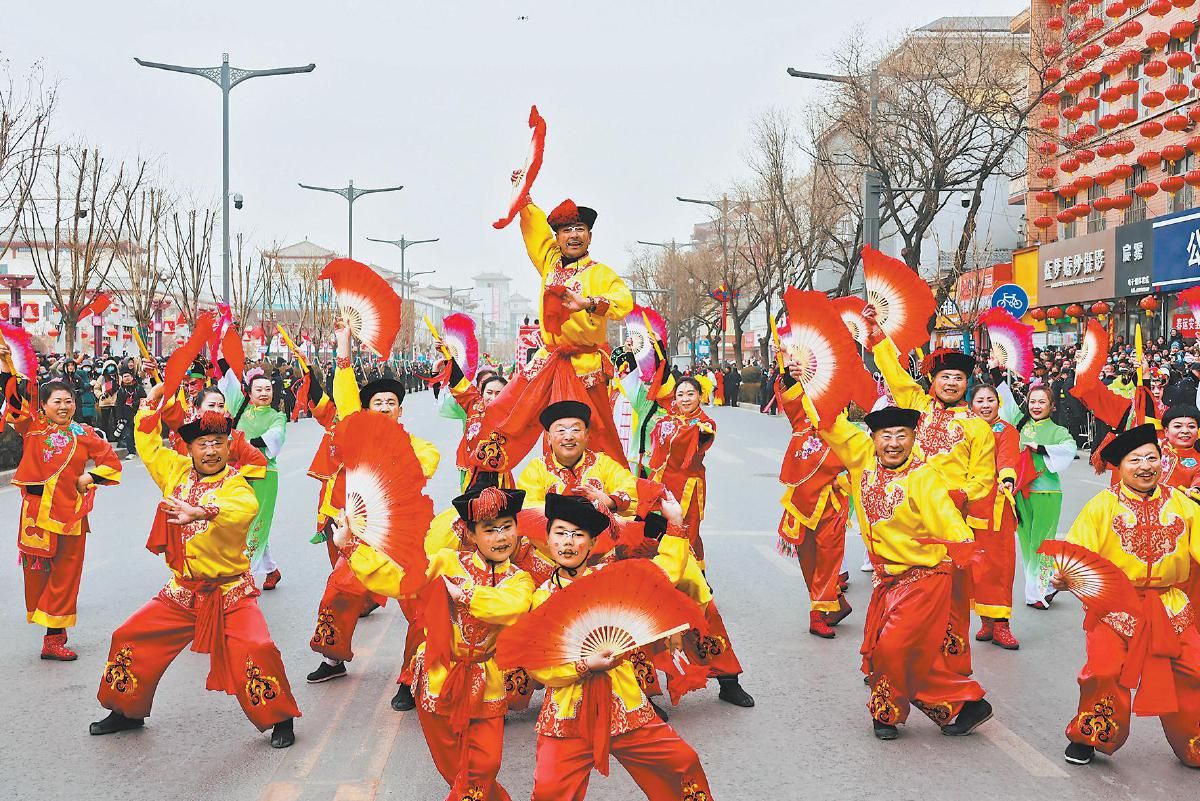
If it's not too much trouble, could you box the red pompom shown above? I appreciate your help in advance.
[546,199,581,228]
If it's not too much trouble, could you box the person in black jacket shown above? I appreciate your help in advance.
[113,370,146,457]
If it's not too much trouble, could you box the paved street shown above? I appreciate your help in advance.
[2,398,1198,801]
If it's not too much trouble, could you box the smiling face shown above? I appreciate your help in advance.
[555,223,591,261]
[1027,387,1054,421]
[548,417,588,466]
[481,378,506,406]
[188,433,232,476]
[196,390,226,413]
[872,426,915,469]
[468,515,518,563]
[931,369,968,406]
[970,387,999,422]
[248,377,274,407]
[674,382,701,415]
[546,518,596,570]
[1119,442,1162,493]
[1167,416,1198,448]
[368,391,402,421]
[42,389,76,426]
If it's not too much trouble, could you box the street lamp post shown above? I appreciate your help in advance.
[151,299,171,358]
[676,196,737,364]
[365,235,438,302]
[135,53,316,303]
[298,181,404,259]
[432,286,473,314]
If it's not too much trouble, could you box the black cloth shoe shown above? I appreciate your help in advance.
[873,720,899,740]
[717,677,755,708]
[649,698,669,722]
[306,660,347,683]
[270,719,295,749]
[391,683,416,711]
[358,600,381,618]
[89,711,145,736]
[941,699,993,736]
[1064,742,1095,765]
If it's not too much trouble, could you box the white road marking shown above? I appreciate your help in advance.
[979,719,1069,779]
[753,542,802,577]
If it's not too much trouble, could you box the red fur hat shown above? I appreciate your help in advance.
[546,199,598,231]
[178,409,233,443]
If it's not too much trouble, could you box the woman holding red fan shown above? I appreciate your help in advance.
[646,377,716,563]
[1057,424,1200,768]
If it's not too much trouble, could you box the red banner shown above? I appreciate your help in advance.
[22,302,39,322]
[1173,311,1198,335]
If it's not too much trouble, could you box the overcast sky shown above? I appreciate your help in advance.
[7,0,1021,300]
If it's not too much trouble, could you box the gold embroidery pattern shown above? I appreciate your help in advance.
[682,781,711,801]
[103,645,138,694]
[868,676,901,724]
[472,431,509,472]
[1187,734,1200,763]
[244,658,279,707]
[629,650,656,689]
[1074,694,1120,744]
[459,788,485,801]
[1100,610,1138,637]
[913,699,953,725]
[696,634,727,660]
[504,667,531,697]
[311,608,338,648]
[941,623,966,657]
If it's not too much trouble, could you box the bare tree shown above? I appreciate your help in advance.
[0,61,55,262]
[108,183,170,332]
[20,143,147,345]
[164,205,216,327]
[225,232,264,328]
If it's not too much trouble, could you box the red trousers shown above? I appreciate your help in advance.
[531,720,714,801]
[309,558,388,663]
[1066,620,1200,766]
[781,501,847,613]
[98,593,301,731]
[23,531,86,629]
[970,505,1016,620]
[689,599,742,680]
[944,566,974,677]
[416,703,511,801]
[862,568,986,726]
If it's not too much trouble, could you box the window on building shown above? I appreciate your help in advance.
[1063,218,1077,240]
[1087,182,1106,233]
[1127,163,1148,223]
[1169,152,1195,213]
[1096,74,1110,122]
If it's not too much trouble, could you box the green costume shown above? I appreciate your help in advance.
[227,391,287,568]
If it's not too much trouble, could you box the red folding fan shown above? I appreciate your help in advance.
[1073,319,1109,390]
[862,246,935,356]
[1037,540,1142,618]
[139,312,215,433]
[831,296,870,346]
[441,313,479,381]
[628,305,668,383]
[542,285,571,336]
[318,258,402,356]
[0,322,38,379]
[978,307,1034,380]
[333,411,435,595]
[494,105,548,229]
[778,288,874,426]
[495,560,706,670]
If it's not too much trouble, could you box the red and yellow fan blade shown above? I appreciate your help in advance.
[220,326,246,380]
[978,307,1034,380]
[442,313,479,381]
[318,258,402,357]
[0,322,38,379]
[139,312,215,432]
[1073,319,1109,390]
[333,411,435,595]
[496,560,705,670]
[831,296,870,346]
[494,104,548,230]
[779,288,874,426]
[862,246,935,356]
[1037,540,1142,618]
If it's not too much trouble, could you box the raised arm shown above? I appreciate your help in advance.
[871,337,930,412]
[518,201,559,276]
[134,405,190,493]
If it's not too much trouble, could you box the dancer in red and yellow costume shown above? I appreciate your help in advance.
[647,377,715,562]
[340,486,534,801]
[305,319,440,711]
[815,404,992,740]
[523,493,716,801]
[441,354,512,489]
[864,307,995,676]
[481,191,633,471]
[775,366,852,639]
[4,371,122,661]
[965,383,1020,649]
[1058,424,1200,767]
[91,406,300,747]
[155,383,267,479]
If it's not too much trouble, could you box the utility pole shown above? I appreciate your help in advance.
[298,180,404,258]
[635,239,696,355]
[676,195,735,364]
[135,53,316,301]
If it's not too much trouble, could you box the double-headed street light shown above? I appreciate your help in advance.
[135,53,316,302]
[675,196,739,364]
[366,235,439,303]
[298,181,404,259]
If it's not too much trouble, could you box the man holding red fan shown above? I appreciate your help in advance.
[1056,423,1200,768]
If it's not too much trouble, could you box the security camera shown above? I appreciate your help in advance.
[233,193,244,210]
[960,193,971,209]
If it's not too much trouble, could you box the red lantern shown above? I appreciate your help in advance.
[1098,142,1119,159]
[1044,42,1064,59]
[1118,78,1139,95]
[1138,150,1163,168]
[1078,149,1097,164]
[1068,54,1088,72]
[1102,60,1124,78]
[1105,30,1127,49]
[1168,51,1194,70]
[1063,104,1084,121]
[1033,215,1055,229]
[175,336,186,345]
[1038,140,1060,156]
[105,327,117,337]
[1040,116,1061,130]
[1077,123,1099,140]
[1163,143,1189,162]
[1164,113,1191,132]
[1045,67,1063,82]
[1174,0,1197,7]
[1150,0,1174,14]
[1046,14,1066,30]
[1121,20,1144,38]
[121,331,133,340]
[1118,140,1137,158]
[1095,195,1114,211]
[1072,202,1093,217]
[1035,190,1058,205]
[1140,121,1164,138]
[1144,60,1169,78]
[1085,17,1105,33]
[1046,307,1065,321]
[1041,91,1062,107]
[1186,169,1200,187]
[1030,307,1047,321]
[80,331,89,340]
[1190,105,1200,123]
[1117,106,1139,123]
[1113,164,1134,180]
[1112,194,1134,209]
[1165,84,1191,103]
[1082,70,1103,87]
[1075,175,1096,191]
[1139,295,1161,315]
[1060,183,1081,199]
[1134,181,1160,198]
[1163,174,1187,193]
[1079,95,1100,112]
[1105,1,1126,17]
[1062,157,1081,173]
[1147,31,1171,50]
[1066,303,1086,319]
[1098,113,1119,131]
[47,328,60,338]
[1092,300,1112,316]
[1142,90,1166,108]
[1057,209,1077,224]
[1066,77,1086,95]
[1037,166,1058,179]
[1172,20,1197,40]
